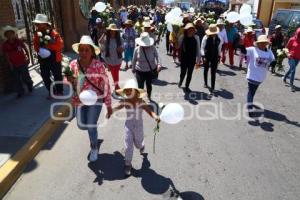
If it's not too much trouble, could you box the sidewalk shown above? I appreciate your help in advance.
[0,52,76,168]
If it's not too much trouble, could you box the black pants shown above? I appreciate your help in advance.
[204,59,218,91]
[40,60,63,94]
[270,49,278,73]
[12,65,33,95]
[166,31,170,53]
[179,61,195,88]
[135,70,153,98]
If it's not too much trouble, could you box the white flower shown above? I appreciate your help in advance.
[46,29,50,34]
[37,32,43,37]
[44,35,51,40]
[276,49,281,54]
[283,48,289,54]
[39,38,43,42]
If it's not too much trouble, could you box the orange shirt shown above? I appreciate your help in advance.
[33,29,64,62]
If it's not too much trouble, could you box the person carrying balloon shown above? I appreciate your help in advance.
[66,35,112,162]
[106,79,160,176]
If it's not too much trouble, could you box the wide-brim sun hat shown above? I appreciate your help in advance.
[275,25,282,29]
[193,18,203,25]
[244,27,254,34]
[143,21,152,28]
[184,23,196,31]
[255,35,270,45]
[72,35,100,55]
[116,79,146,98]
[33,13,51,25]
[206,24,219,35]
[1,25,18,39]
[107,23,120,31]
[135,32,154,47]
[124,20,134,26]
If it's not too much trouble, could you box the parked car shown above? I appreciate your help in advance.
[269,9,300,37]
[253,19,266,37]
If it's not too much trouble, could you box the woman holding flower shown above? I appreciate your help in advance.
[33,14,64,99]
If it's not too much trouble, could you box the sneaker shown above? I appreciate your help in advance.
[89,148,98,162]
[140,145,145,154]
[203,84,208,88]
[124,164,132,176]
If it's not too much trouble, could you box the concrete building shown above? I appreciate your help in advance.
[257,0,300,26]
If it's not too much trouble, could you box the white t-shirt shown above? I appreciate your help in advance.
[246,47,275,83]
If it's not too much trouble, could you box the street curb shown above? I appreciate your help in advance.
[0,104,71,199]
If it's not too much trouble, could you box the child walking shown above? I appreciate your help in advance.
[106,79,160,176]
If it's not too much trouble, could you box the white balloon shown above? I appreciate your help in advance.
[38,48,51,58]
[160,103,184,124]
[240,4,252,14]
[167,23,173,32]
[227,11,240,23]
[170,7,182,17]
[95,2,106,13]
[165,12,176,23]
[240,13,253,26]
[79,90,98,106]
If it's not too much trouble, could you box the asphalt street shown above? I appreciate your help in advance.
[4,39,300,200]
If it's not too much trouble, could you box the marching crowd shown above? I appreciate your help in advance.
[1,4,300,176]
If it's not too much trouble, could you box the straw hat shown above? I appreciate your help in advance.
[116,79,146,98]
[135,32,154,47]
[1,25,18,39]
[193,18,203,25]
[107,24,120,31]
[205,24,219,35]
[33,14,51,25]
[275,25,282,29]
[244,27,254,34]
[124,20,134,26]
[255,35,270,45]
[72,35,100,55]
[184,23,196,31]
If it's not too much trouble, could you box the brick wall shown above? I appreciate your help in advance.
[0,0,16,93]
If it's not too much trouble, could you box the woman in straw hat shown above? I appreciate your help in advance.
[2,25,33,98]
[66,35,112,162]
[33,13,64,99]
[132,32,161,101]
[122,20,137,70]
[245,35,274,117]
[106,79,159,176]
[100,24,124,92]
[201,24,223,95]
[178,23,201,93]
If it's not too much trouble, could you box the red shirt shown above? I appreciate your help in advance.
[33,29,64,62]
[2,39,27,67]
[243,34,255,48]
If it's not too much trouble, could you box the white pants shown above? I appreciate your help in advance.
[124,121,144,165]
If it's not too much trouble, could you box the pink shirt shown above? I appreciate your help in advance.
[69,59,112,107]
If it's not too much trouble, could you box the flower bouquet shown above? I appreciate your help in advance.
[275,48,289,72]
[37,30,54,47]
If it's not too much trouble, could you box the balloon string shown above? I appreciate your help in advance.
[153,122,160,154]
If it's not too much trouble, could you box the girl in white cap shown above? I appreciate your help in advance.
[106,79,160,176]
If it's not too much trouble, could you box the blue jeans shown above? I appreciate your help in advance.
[76,104,102,147]
[284,58,299,86]
[247,80,260,110]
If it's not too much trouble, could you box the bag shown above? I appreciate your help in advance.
[77,59,103,94]
[142,47,158,80]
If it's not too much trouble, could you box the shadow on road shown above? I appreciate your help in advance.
[183,90,211,105]
[248,107,300,132]
[132,153,205,200]
[217,69,237,76]
[88,150,127,185]
[152,79,178,86]
[215,88,234,99]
